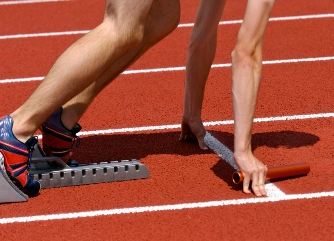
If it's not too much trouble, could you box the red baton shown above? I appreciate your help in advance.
[232,162,310,184]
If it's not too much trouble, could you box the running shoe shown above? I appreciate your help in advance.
[0,115,41,197]
[40,108,81,167]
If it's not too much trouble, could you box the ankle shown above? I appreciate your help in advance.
[9,114,34,143]
[60,107,80,130]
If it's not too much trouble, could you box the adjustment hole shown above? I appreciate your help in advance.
[103,168,107,174]
[38,174,42,180]
[71,171,75,178]
[49,173,53,180]
[82,170,86,177]
[93,169,97,176]
[125,165,129,172]
[114,167,118,173]
[60,172,64,179]
[135,164,139,171]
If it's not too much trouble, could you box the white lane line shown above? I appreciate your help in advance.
[178,13,334,27]
[1,56,333,84]
[0,30,89,40]
[205,112,334,127]
[0,13,333,40]
[0,76,44,83]
[34,110,333,142]
[67,112,334,138]
[27,111,333,139]
[0,191,333,224]
[204,132,286,197]
[0,0,68,5]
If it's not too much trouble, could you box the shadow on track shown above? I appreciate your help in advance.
[71,129,319,191]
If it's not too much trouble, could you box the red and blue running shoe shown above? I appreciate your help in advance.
[40,108,81,167]
[0,115,41,197]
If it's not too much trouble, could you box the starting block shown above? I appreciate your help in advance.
[0,154,28,203]
[0,145,150,204]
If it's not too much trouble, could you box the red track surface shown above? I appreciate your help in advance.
[0,0,333,240]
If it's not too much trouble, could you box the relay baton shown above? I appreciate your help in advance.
[232,162,310,184]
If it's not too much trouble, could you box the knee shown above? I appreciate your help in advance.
[103,3,151,50]
[147,0,180,39]
[103,16,146,51]
[231,45,256,69]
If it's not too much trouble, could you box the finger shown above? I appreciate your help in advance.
[242,174,252,194]
[251,171,262,197]
[179,123,191,142]
[179,132,191,142]
[258,165,267,196]
[179,132,197,142]
[179,132,186,142]
[197,137,208,150]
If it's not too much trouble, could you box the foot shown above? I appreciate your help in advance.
[0,115,41,197]
[40,108,82,167]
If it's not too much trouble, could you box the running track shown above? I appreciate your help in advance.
[0,0,333,240]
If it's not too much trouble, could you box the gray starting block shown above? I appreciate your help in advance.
[0,145,149,204]
[0,153,28,203]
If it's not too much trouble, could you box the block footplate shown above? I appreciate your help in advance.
[29,158,150,189]
[30,144,149,189]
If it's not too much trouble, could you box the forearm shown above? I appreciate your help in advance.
[183,0,226,120]
[231,53,262,155]
[231,0,275,157]
[183,31,217,119]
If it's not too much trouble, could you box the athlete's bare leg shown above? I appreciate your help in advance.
[231,0,276,196]
[10,0,179,142]
[180,0,227,150]
[61,0,180,129]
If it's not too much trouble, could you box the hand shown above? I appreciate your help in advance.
[179,117,208,150]
[234,151,267,196]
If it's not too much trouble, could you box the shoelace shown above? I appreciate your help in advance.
[69,123,81,150]
[70,135,80,150]
[25,136,38,171]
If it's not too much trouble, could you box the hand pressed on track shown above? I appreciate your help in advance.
[179,118,208,150]
[234,151,268,197]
